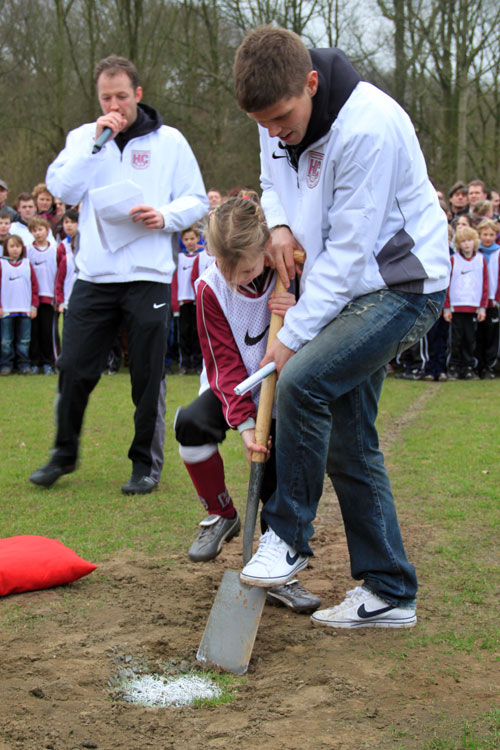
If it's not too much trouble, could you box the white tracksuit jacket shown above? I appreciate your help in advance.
[260,81,451,352]
[46,121,208,284]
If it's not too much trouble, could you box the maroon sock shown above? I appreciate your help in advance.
[184,451,236,519]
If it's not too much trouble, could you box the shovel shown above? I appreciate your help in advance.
[196,251,305,675]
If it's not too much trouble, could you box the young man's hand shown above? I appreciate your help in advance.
[30,308,37,319]
[260,337,295,374]
[443,309,452,323]
[269,226,304,288]
[477,308,486,323]
[129,206,165,229]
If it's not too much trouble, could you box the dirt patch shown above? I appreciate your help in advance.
[0,387,497,749]
[1,491,496,750]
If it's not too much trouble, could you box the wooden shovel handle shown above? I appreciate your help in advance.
[251,250,305,462]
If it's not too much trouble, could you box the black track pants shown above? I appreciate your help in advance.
[54,279,170,473]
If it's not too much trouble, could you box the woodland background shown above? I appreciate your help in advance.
[1,0,499,196]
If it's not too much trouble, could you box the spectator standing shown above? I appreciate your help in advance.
[27,217,57,374]
[0,208,13,247]
[448,181,469,220]
[0,180,18,221]
[174,226,203,374]
[29,54,207,494]
[467,180,488,212]
[444,227,488,379]
[207,188,222,211]
[54,209,79,315]
[0,235,39,375]
[476,219,500,378]
[10,193,37,247]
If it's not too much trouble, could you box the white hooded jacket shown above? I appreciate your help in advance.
[46,106,208,284]
[260,57,450,352]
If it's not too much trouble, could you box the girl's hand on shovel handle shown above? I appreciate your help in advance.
[240,428,271,466]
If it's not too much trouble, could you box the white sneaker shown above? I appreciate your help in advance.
[311,586,417,629]
[240,528,308,587]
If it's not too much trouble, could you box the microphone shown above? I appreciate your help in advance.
[92,127,113,154]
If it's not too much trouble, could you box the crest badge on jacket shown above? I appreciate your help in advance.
[306,150,324,188]
[131,150,151,169]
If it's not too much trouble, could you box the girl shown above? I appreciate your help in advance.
[27,216,57,374]
[0,235,39,375]
[55,209,79,314]
[444,226,488,379]
[174,196,320,614]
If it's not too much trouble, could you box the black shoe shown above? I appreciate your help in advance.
[188,513,241,562]
[29,460,75,488]
[121,474,157,495]
[395,369,423,380]
[266,580,321,614]
[463,368,479,380]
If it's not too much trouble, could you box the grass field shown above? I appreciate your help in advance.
[0,370,499,748]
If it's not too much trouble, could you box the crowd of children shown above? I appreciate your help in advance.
[0,182,79,375]
[1,177,499,379]
[393,179,500,380]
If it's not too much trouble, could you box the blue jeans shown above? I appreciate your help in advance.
[262,289,445,607]
[1,315,31,369]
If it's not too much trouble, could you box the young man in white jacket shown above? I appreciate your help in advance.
[234,27,450,628]
[30,55,208,494]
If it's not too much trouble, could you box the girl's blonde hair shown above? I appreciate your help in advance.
[455,226,480,253]
[477,218,499,235]
[206,196,270,284]
[3,234,27,258]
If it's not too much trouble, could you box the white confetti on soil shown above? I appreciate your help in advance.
[121,673,222,707]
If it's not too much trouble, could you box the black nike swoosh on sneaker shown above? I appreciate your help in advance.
[286,551,299,565]
[244,324,269,346]
[357,603,394,619]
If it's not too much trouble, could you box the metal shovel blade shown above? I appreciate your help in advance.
[196,570,266,675]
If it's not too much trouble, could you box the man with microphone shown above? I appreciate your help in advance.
[29,54,208,494]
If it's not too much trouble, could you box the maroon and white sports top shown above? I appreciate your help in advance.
[448,252,487,308]
[0,258,32,313]
[487,249,500,301]
[28,243,57,299]
[177,252,198,302]
[200,262,274,402]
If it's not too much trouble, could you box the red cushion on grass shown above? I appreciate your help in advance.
[0,535,97,596]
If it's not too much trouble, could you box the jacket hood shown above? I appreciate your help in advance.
[285,47,361,170]
[114,102,163,152]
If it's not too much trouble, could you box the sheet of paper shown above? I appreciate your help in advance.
[234,361,277,396]
[89,180,152,253]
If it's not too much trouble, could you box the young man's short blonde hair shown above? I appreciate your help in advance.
[455,226,480,253]
[234,26,312,112]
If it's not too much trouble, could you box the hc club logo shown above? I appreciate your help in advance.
[131,150,151,169]
[306,150,324,188]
